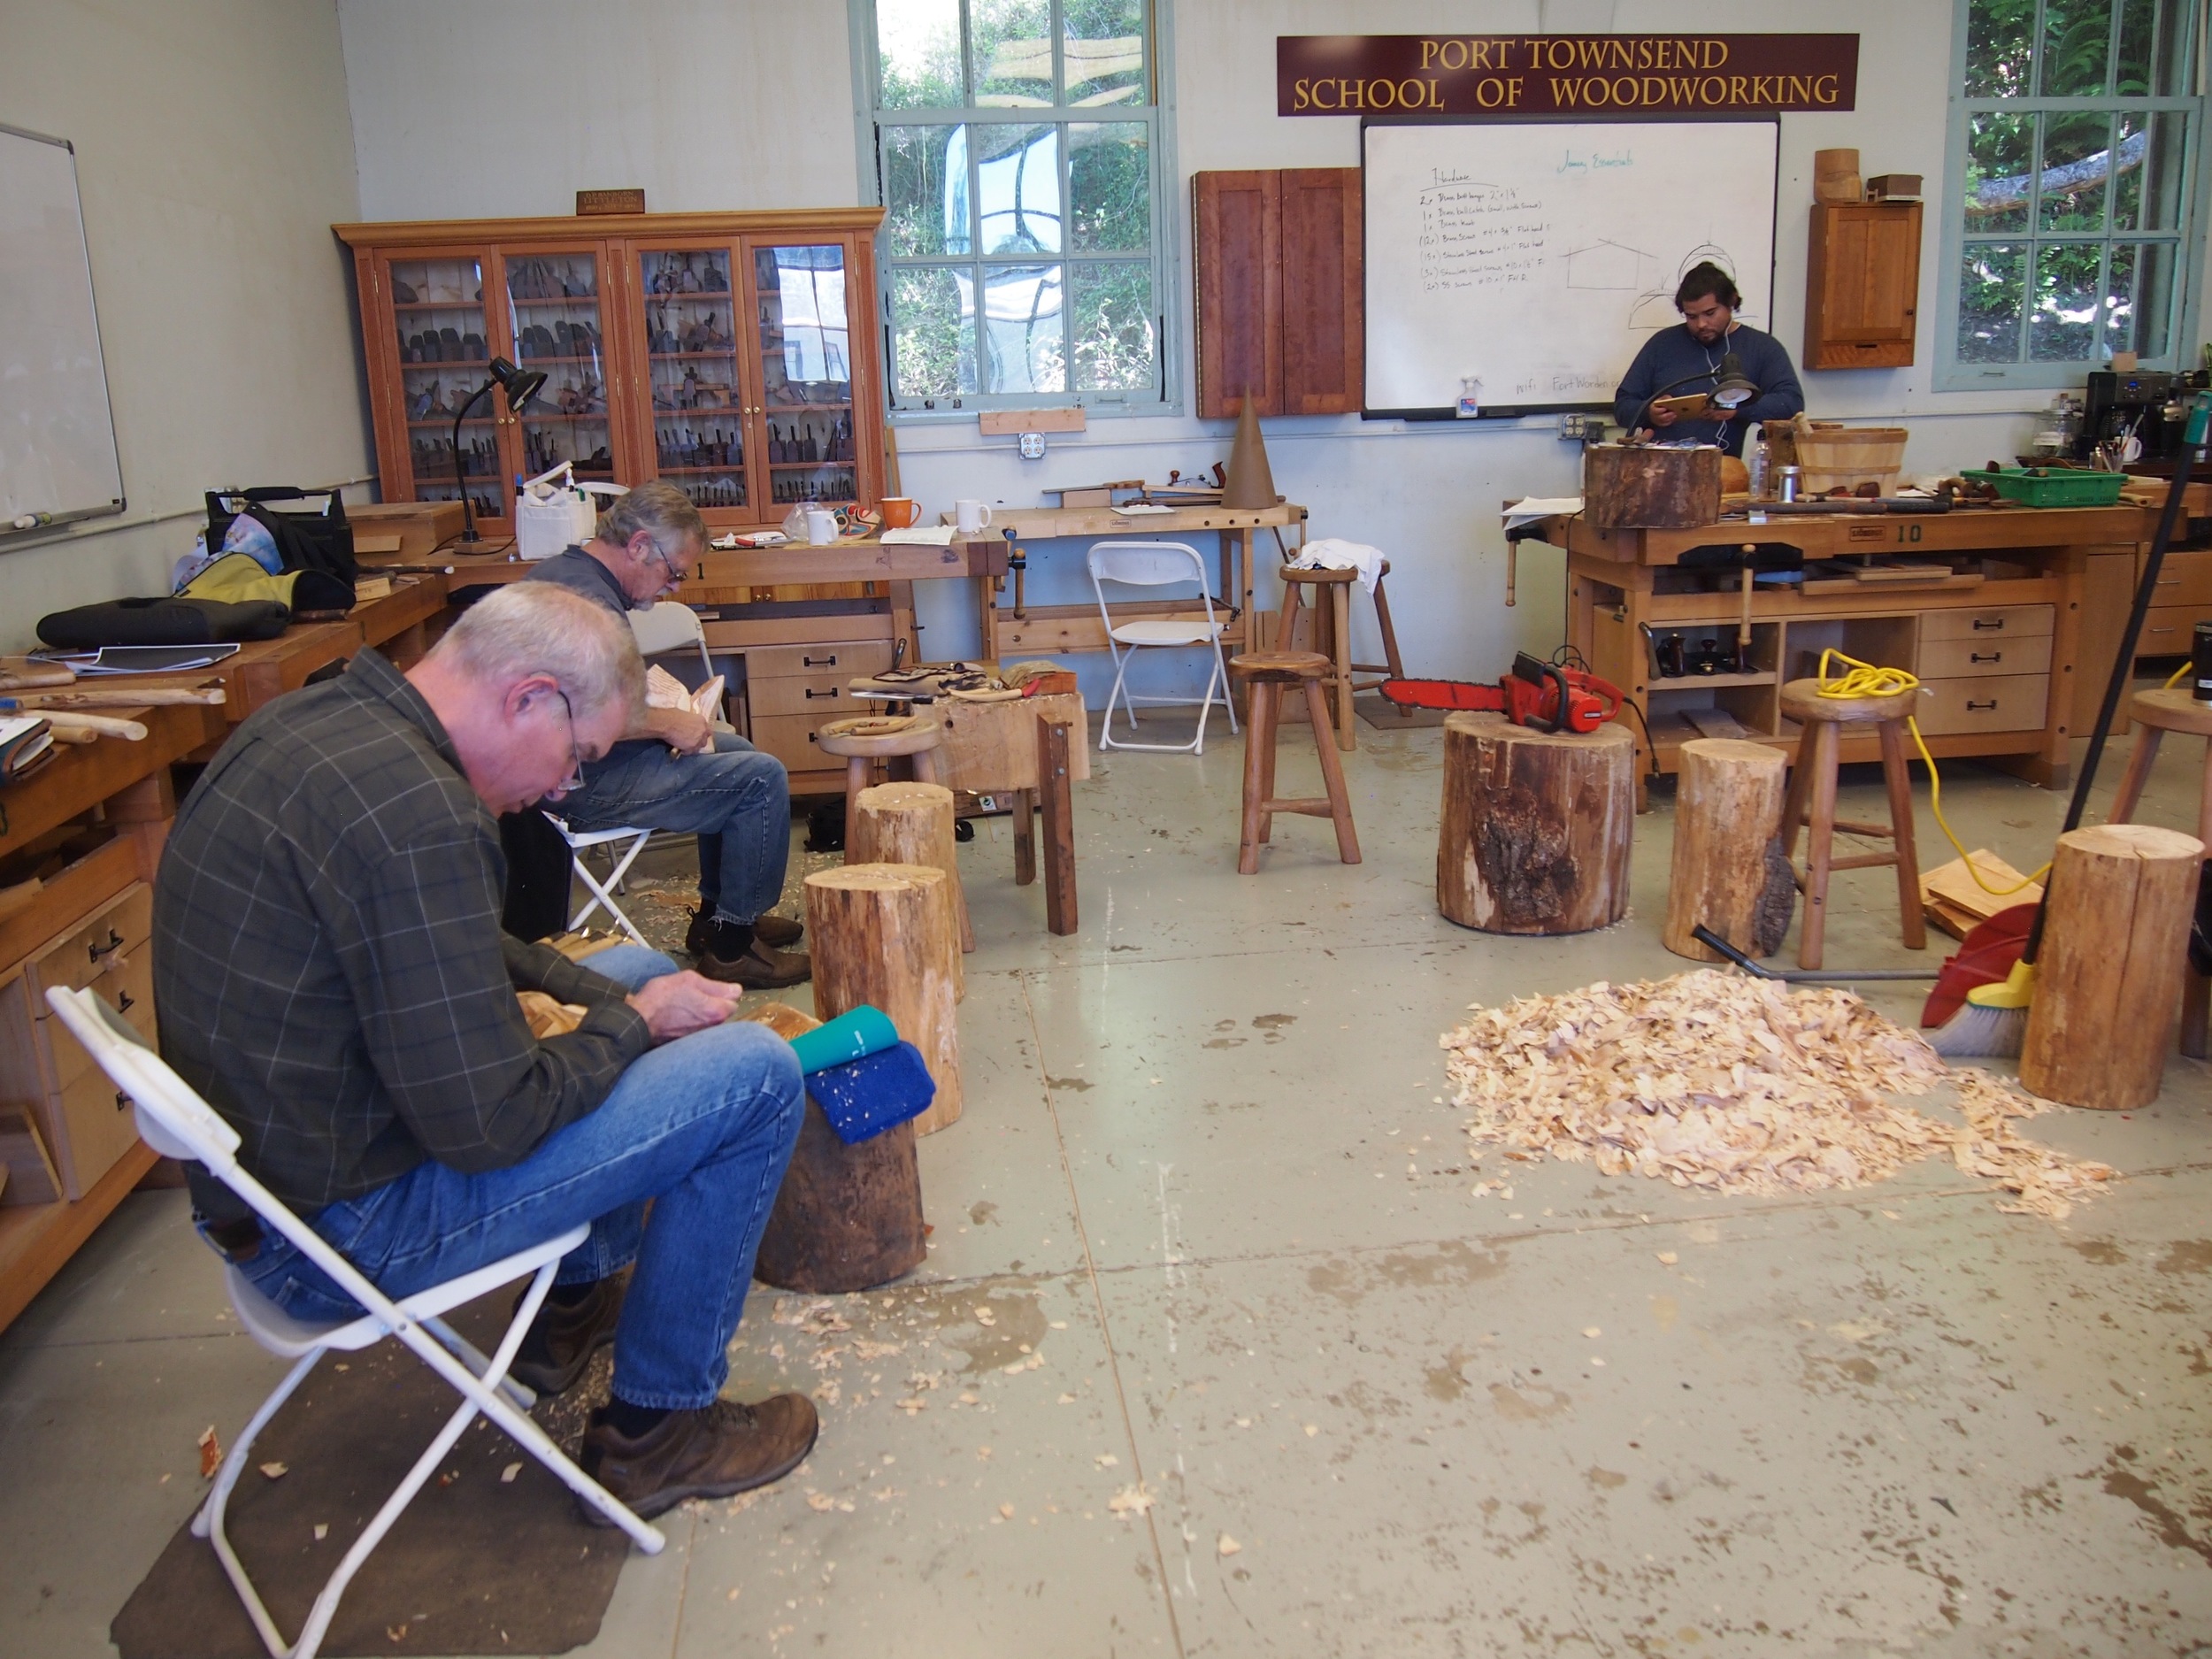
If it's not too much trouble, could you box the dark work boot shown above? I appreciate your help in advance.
[580,1394,819,1521]
[687,903,800,954]
[692,917,811,988]
[509,1276,625,1397]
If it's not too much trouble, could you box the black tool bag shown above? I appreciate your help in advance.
[206,487,358,586]
[35,596,292,649]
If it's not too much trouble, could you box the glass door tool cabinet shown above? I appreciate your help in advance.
[336,210,887,537]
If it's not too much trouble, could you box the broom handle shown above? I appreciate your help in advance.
[2025,428,2204,966]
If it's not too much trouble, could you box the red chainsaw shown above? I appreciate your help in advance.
[1379,653,1624,735]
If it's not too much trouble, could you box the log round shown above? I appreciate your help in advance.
[1663,738,1787,961]
[805,863,964,1134]
[852,780,974,985]
[1581,442,1723,528]
[2021,823,2204,1110]
[1436,713,1633,934]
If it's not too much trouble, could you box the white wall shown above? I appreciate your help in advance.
[334,0,2210,692]
[0,0,372,652]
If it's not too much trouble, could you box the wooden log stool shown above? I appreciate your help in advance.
[2103,687,2212,1056]
[813,715,948,853]
[852,780,973,966]
[1663,738,1787,960]
[744,1002,926,1294]
[2022,823,2204,1110]
[1437,712,1633,933]
[1230,650,1361,876]
[1273,562,1408,751]
[931,690,1089,937]
[806,863,963,1134]
[1777,678,1925,971]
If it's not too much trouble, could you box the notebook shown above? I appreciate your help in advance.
[31,643,242,675]
[0,715,56,782]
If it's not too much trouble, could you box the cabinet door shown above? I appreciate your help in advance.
[490,240,634,494]
[1193,172,1281,419]
[744,238,865,513]
[1806,203,1922,369]
[373,246,508,529]
[1279,169,1363,415]
[626,240,757,522]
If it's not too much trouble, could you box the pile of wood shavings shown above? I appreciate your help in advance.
[1440,970,2115,1219]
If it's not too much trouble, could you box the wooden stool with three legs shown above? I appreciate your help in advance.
[1231,651,1361,875]
[1776,678,1926,970]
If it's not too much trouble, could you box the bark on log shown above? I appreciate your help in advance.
[1663,738,1787,961]
[1437,712,1633,934]
[852,781,972,991]
[1581,443,1722,528]
[2021,823,2204,1110]
[806,863,963,1134]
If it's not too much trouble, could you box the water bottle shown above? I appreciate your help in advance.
[1747,432,1770,499]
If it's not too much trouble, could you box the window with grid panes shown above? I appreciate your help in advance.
[860,0,1168,411]
[1944,0,2204,387]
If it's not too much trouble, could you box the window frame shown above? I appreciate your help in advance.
[849,0,1183,419]
[1937,0,2209,391]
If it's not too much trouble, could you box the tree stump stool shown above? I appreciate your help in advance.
[1663,738,1787,960]
[1777,679,1924,970]
[1229,650,1361,875]
[2104,687,2212,1056]
[742,1002,926,1294]
[805,863,963,1134]
[1437,712,1633,933]
[2022,823,2204,1110]
[1273,562,1408,750]
[813,716,948,855]
[852,780,974,978]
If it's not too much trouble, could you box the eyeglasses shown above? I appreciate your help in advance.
[640,537,685,588]
[548,689,586,797]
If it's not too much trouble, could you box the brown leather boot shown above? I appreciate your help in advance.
[581,1394,819,1521]
[508,1277,624,1397]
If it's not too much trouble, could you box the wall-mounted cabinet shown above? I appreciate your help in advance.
[1194,170,1363,419]
[1804,201,1923,371]
[335,210,886,536]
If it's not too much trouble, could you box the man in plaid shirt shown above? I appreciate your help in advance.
[154,581,816,1518]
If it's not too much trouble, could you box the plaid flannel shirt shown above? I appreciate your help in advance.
[153,650,649,1219]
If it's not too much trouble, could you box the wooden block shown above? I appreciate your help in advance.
[979,408,1087,435]
[853,780,973,976]
[2021,824,2203,1110]
[934,691,1091,794]
[1037,717,1078,936]
[1865,173,1922,201]
[1437,714,1635,933]
[346,500,465,560]
[1663,739,1786,961]
[0,1109,61,1207]
[806,864,963,1134]
[1581,444,1722,528]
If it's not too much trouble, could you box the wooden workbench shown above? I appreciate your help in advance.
[1545,503,2154,788]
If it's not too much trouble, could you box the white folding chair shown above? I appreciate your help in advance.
[44,986,664,1659]
[628,598,716,684]
[1087,540,1238,755]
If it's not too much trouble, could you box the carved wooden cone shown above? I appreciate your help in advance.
[741,1002,926,1294]
[806,863,963,1134]
[1436,712,1633,934]
[2021,823,2204,1110]
[1663,738,1787,961]
[852,780,972,995]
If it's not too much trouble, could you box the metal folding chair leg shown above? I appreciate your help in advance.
[565,830,652,942]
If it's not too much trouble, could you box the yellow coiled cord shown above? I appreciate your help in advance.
[1814,649,2050,896]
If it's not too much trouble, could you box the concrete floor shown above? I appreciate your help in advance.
[4,701,2212,1657]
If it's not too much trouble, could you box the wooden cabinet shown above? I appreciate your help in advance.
[336,211,887,535]
[1194,170,1363,418]
[1804,201,1922,371]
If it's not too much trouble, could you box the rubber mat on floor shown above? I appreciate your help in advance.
[111,1294,627,1658]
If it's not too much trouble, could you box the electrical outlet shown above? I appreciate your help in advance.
[1018,431,1047,459]
[1560,413,1588,439]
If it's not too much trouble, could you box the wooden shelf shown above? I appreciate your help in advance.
[508,292,600,306]
[392,298,483,311]
[649,350,738,363]
[1647,672,1778,690]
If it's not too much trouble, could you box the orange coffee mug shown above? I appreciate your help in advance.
[879,496,920,529]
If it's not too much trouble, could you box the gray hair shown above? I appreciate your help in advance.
[595,479,707,557]
[433,582,644,722]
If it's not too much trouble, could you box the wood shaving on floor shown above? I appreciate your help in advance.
[1440,970,2115,1220]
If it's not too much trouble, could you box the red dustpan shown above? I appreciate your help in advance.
[1919,903,2038,1028]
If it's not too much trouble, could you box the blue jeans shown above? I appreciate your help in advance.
[223,948,804,1409]
[556,733,791,926]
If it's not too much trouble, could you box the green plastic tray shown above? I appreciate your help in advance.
[1959,466,2131,507]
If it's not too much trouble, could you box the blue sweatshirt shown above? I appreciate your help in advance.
[1611,323,1805,457]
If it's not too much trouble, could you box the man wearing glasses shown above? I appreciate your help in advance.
[525,481,809,987]
[155,582,819,1517]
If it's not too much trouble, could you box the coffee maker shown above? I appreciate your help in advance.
[2077,368,2212,469]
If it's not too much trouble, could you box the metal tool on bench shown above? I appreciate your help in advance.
[1379,653,1624,734]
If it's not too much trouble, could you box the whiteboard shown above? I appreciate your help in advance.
[1363,119,1778,417]
[0,125,124,530]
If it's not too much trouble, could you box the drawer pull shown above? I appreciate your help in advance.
[1970,650,2002,664]
[802,653,839,667]
[1970,618,2006,632]
[803,686,842,700]
[114,1090,129,1113]
[1967,699,1998,711]
[88,929,123,964]
[116,991,134,1014]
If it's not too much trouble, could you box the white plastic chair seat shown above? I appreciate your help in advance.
[1110,619,1221,647]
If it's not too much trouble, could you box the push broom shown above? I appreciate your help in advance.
[1926,392,2211,1057]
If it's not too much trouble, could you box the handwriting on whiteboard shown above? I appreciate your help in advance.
[1416,179,1553,295]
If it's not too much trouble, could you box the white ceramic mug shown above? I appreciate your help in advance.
[955,498,993,534]
[804,505,839,544]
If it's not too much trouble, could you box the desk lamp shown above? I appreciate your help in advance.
[1626,352,1758,443]
[451,357,549,542]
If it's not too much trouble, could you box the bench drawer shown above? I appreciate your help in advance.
[22,884,153,1002]
[2135,604,2212,657]
[745,641,895,681]
[1912,674,2049,736]
[1917,634,2053,680]
[1920,604,2055,643]
[747,675,878,720]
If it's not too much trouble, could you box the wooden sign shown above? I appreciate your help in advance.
[575,188,646,216]
[1279,35,1857,117]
